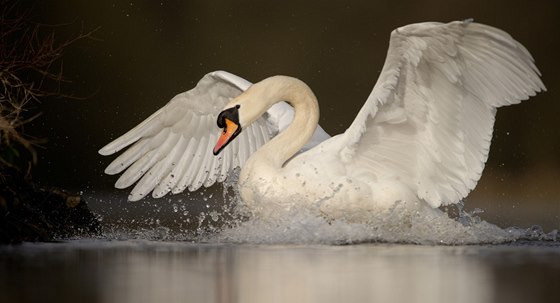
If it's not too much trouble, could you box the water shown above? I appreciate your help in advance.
[90,187,557,245]
[2,190,560,303]
[1,239,559,303]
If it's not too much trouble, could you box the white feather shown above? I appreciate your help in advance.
[99,70,330,201]
[316,20,545,207]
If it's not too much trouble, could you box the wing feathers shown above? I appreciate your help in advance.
[104,139,150,175]
[190,135,213,191]
[203,135,221,188]
[152,135,188,198]
[129,132,182,200]
[338,21,544,207]
[100,71,275,201]
[98,107,167,156]
[114,128,171,189]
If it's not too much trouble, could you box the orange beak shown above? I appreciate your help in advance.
[213,118,241,155]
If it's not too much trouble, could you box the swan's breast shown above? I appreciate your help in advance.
[238,156,400,220]
[238,152,423,222]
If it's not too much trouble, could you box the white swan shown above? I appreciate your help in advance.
[100,21,545,220]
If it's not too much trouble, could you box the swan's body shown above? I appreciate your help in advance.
[100,21,545,220]
[225,76,411,219]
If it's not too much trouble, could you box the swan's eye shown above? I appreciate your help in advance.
[217,115,226,128]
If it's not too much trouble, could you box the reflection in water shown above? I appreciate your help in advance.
[1,240,559,303]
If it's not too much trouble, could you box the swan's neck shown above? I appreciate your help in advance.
[252,76,319,168]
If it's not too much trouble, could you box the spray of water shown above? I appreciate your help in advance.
[90,169,558,245]
[199,171,556,245]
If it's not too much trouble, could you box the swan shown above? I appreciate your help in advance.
[99,21,545,220]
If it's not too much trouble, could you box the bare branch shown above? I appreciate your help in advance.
[0,1,97,168]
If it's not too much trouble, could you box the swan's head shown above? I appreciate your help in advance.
[213,104,243,155]
[212,76,302,155]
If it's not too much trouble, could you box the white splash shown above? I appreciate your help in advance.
[90,176,556,245]
[204,200,524,245]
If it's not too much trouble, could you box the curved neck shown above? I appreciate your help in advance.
[252,76,319,168]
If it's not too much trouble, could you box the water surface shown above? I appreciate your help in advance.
[1,240,559,303]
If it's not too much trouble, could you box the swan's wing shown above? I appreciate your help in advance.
[99,70,273,201]
[326,21,545,207]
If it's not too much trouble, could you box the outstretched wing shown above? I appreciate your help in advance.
[99,71,272,201]
[328,21,545,207]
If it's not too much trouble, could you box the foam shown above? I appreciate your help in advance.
[204,200,521,245]
[90,182,557,245]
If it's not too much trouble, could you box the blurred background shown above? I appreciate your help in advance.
[19,0,559,231]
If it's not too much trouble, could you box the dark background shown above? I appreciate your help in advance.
[22,0,559,230]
